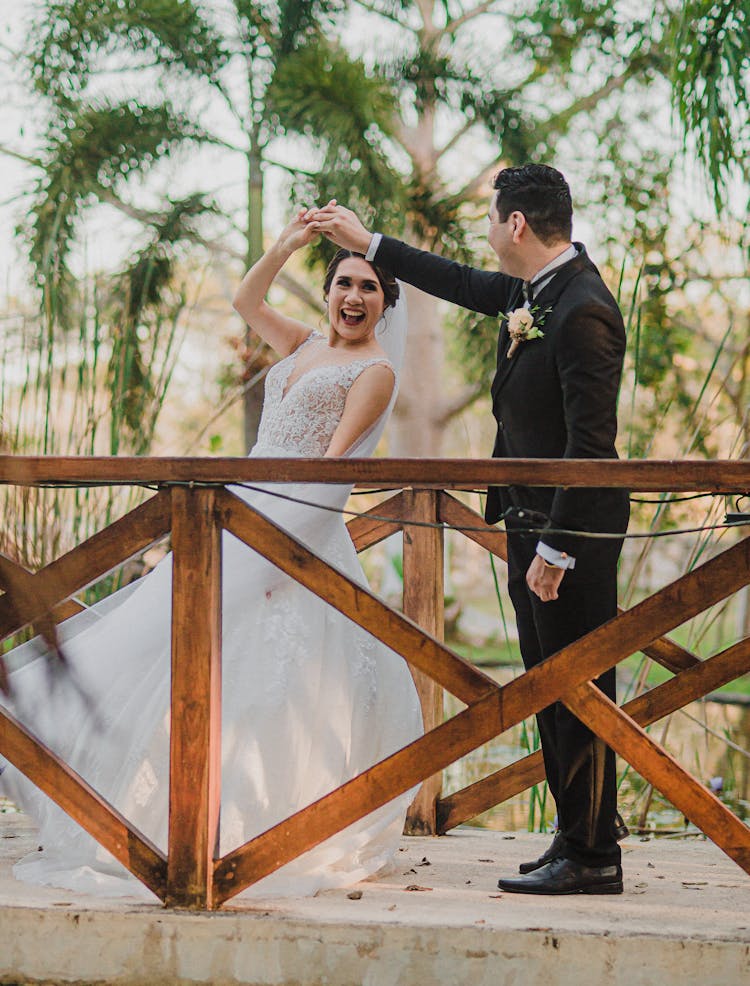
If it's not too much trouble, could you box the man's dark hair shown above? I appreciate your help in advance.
[492,164,573,245]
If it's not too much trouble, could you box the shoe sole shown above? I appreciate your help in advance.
[498,881,624,896]
[582,881,623,895]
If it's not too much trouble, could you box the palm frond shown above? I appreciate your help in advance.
[26,99,207,312]
[672,0,750,207]
[29,0,227,101]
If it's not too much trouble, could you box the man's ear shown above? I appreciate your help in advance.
[511,211,527,242]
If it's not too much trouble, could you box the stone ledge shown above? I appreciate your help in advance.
[1,812,749,986]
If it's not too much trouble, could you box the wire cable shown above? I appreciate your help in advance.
[19,480,750,540]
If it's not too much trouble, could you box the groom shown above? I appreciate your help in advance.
[308,163,630,895]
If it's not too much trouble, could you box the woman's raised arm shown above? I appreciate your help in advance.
[232,212,320,358]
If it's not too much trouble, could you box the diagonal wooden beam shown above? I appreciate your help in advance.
[438,492,508,560]
[437,493,701,673]
[436,636,750,831]
[213,537,749,902]
[0,554,84,624]
[638,633,701,673]
[436,747,546,833]
[220,483,748,726]
[0,492,172,642]
[216,489,497,705]
[347,490,408,552]
[491,535,750,729]
[565,680,750,874]
[0,705,167,898]
[624,637,750,725]
[213,688,508,903]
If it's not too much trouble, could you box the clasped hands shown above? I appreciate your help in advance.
[301,201,372,253]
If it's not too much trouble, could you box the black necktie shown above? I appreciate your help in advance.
[522,280,534,304]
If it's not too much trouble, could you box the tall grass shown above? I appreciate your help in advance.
[615,256,750,829]
[0,263,184,614]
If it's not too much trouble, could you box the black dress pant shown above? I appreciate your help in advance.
[505,523,626,868]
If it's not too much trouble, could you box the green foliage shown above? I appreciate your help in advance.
[28,100,203,299]
[30,0,227,101]
[21,0,399,447]
[511,0,622,71]
[0,275,180,576]
[274,0,346,55]
[14,0,750,462]
[672,0,750,207]
[268,39,399,199]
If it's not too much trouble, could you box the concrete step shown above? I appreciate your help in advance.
[1,811,748,985]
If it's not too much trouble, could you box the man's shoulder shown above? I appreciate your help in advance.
[553,251,623,322]
[546,261,625,355]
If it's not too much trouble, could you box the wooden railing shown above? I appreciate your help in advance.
[0,456,748,908]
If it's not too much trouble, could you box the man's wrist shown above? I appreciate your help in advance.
[536,540,576,570]
[364,232,382,262]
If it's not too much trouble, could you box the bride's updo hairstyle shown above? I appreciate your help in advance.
[323,249,400,311]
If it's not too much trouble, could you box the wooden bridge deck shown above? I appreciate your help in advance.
[1,810,748,986]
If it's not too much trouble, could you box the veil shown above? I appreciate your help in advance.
[346,287,407,458]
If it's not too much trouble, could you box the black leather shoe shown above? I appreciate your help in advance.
[520,814,630,875]
[519,831,565,874]
[498,856,623,895]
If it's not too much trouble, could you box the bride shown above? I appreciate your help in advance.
[0,213,423,900]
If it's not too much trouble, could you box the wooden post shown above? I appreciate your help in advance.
[402,488,444,835]
[166,487,222,908]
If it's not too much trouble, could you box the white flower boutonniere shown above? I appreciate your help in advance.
[502,305,552,359]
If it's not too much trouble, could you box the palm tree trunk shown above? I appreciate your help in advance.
[391,283,447,456]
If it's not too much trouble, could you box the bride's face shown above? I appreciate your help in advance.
[327,257,385,345]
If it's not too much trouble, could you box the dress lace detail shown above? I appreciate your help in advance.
[256,331,393,456]
[0,328,421,902]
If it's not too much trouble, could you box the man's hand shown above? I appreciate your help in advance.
[304,201,373,254]
[526,553,566,602]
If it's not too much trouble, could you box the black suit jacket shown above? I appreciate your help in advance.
[374,236,629,562]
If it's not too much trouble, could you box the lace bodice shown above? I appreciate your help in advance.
[254,332,392,456]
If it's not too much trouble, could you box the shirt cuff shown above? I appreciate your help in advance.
[364,232,382,262]
[536,541,576,570]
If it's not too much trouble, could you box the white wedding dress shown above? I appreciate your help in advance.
[0,311,423,901]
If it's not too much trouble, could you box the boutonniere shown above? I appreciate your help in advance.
[501,305,552,358]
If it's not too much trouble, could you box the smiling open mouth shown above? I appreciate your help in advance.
[341,309,366,326]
